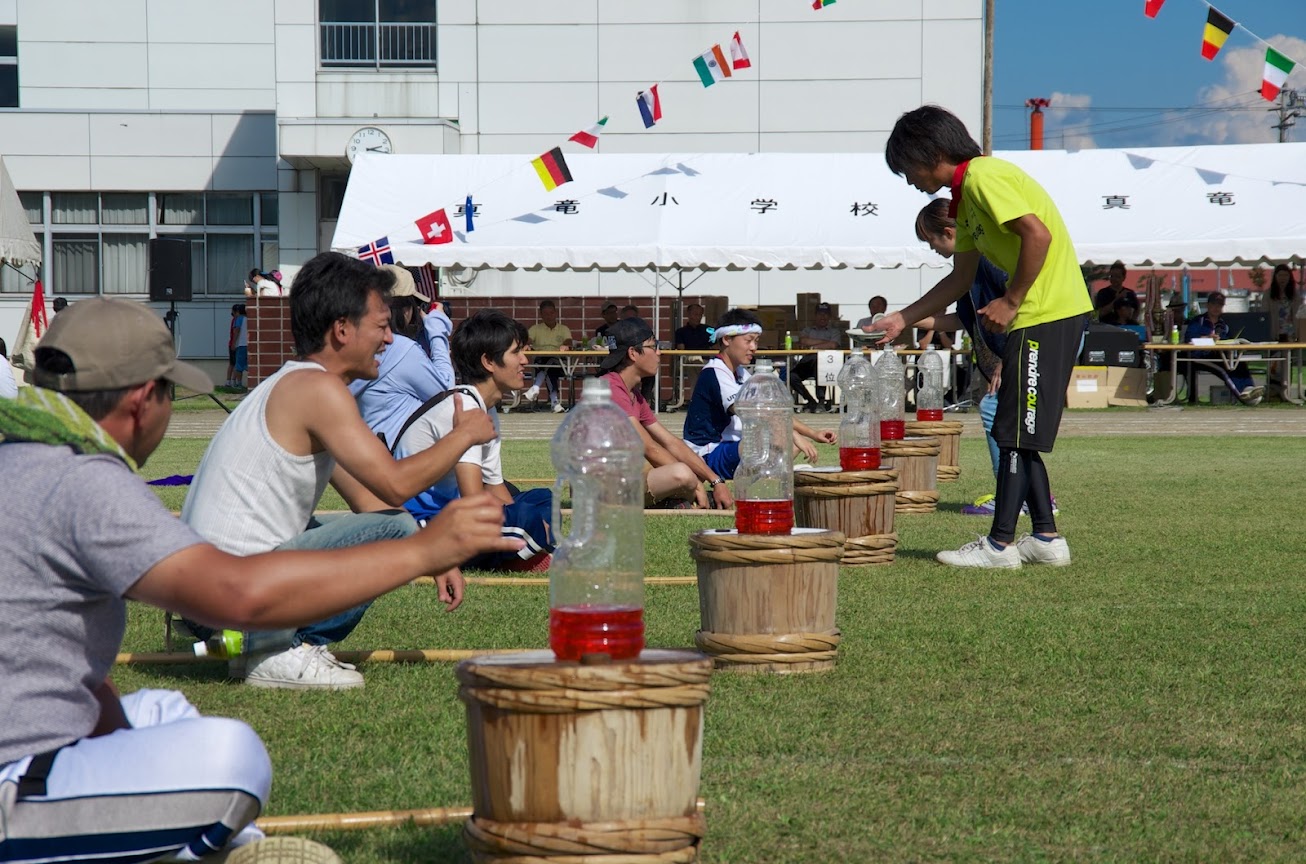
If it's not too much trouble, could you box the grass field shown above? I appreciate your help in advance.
[121,432,1306,862]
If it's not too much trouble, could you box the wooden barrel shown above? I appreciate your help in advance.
[881,436,941,513]
[793,467,899,566]
[688,528,844,673]
[905,419,964,482]
[458,649,711,863]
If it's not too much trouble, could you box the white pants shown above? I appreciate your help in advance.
[0,689,271,862]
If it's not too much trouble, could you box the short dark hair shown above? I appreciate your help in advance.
[1109,261,1127,276]
[249,268,261,280]
[538,299,556,312]
[603,303,618,313]
[715,308,762,331]
[231,303,242,314]
[289,252,394,357]
[0,336,7,358]
[52,297,68,312]
[33,348,165,419]
[453,310,529,384]
[685,303,704,314]
[914,198,954,241]
[885,105,982,178]
[621,304,639,314]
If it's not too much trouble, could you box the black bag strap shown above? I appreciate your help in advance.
[16,748,60,799]
[389,385,479,456]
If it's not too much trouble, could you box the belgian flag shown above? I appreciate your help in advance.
[531,147,573,192]
[1201,8,1234,60]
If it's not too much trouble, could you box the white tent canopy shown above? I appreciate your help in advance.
[0,156,41,269]
[332,144,1306,273]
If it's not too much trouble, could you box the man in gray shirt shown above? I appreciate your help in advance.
[0,298,517,863]
[791,302,844,412]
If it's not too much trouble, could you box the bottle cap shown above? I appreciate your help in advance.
[193,641,210,657]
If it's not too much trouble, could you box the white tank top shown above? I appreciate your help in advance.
[181,360,336,556]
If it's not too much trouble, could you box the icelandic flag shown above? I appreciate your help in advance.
[637,85,662,129]
[357,237,394,266]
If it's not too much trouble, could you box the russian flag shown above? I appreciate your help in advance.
[637,85,662,129]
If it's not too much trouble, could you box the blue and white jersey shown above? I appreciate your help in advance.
[683,356,749,456]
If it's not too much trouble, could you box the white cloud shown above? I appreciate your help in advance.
[1165,34,1306,145]
[1044,91,1097,149]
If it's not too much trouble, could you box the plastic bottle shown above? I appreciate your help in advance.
[874,349,906,440]
[192,628,297,658]
[733,358,795,534]
[916,345,946,422]
[548,377,646,661]
[837,352,880,470]
[1169,324,1179,345]
[784,330,793,351]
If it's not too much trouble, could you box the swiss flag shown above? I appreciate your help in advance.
[415,208,453,245]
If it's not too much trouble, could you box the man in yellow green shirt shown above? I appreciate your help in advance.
[877,105,1091,570]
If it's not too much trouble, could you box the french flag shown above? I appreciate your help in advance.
[637,85,662,129]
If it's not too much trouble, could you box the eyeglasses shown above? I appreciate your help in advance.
[638,340,660,352]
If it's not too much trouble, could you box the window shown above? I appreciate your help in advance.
[2,192,278,297]
[0,26,16,108]
[320,0,436,69]
[319,173,349,220]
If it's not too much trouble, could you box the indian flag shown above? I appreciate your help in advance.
[1262,48,1295,101]
[1200,8,1234,61]
[569,116,608,149]
[693,45,732,88]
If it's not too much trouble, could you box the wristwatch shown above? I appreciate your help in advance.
[706,478,722,490]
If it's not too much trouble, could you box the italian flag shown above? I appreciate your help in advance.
[569,116,608,149]
[812,0,835,8]
[693,45,732,88]
[1262,48,1295,101]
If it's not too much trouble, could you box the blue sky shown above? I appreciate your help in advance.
[992,0,1306,150]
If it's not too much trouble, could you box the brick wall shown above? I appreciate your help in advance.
[247,293,729,396]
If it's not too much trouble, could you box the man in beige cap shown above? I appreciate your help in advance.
[350,263,455,447]
[0,296,517,862]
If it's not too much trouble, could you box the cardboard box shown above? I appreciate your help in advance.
[1066,366,1109,409]
[744,305,795,349]
[1106,366,1148,407]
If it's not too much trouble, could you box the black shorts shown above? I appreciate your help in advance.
[992,313,1087,452]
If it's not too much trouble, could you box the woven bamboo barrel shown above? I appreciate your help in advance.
[458,649,711,863]
[688,528,844,673]
[793,467,899,566]
[881,436,941,513]
[904,419,963,482]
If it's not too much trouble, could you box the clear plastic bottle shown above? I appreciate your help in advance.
[548,377,647,661]
[837,352,880,470]
[874,349,906,440]
[916,345,946,422]
[192,628,297,658]
[734,358,795,534]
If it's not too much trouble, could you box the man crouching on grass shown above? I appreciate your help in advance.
[877,104,1090,570]
[0,297,517,864]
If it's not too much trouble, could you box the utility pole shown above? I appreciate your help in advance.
[1270,88,1302,142]
[982,0,995,154]
[1026,97,1050,150]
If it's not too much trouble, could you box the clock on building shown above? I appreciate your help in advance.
[346,127,393,163]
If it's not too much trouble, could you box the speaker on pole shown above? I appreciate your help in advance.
[149,238,192,303]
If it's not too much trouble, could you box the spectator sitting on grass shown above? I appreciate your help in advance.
[394,309,555,572]
[683,307,836,480]
[600,318,733,510]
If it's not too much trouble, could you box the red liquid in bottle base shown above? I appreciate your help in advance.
[880,419,905,440]
[549,605,645,661]
[735,498,794,535]
[840,447,881,471]
[916,408,944,422]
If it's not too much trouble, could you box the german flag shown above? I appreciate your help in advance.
[531,147,573,191]
[1201,7,1234,61]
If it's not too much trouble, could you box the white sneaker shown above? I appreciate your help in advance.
[214,837,343,863]
[1014,533,1072,566]
[551,403,567,414]
[936,536,1021,569]
[242,644,364,690]
[522,384,540,401]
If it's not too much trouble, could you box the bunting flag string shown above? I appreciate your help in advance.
[1144,0,1301,102]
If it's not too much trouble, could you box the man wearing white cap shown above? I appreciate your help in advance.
[0,296,516,863]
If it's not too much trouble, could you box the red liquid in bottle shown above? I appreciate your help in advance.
[549,605,645,661]
[735,498,794,535]
[916,408,944,422]
[840,447,881,471]
[880,419,905,440]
